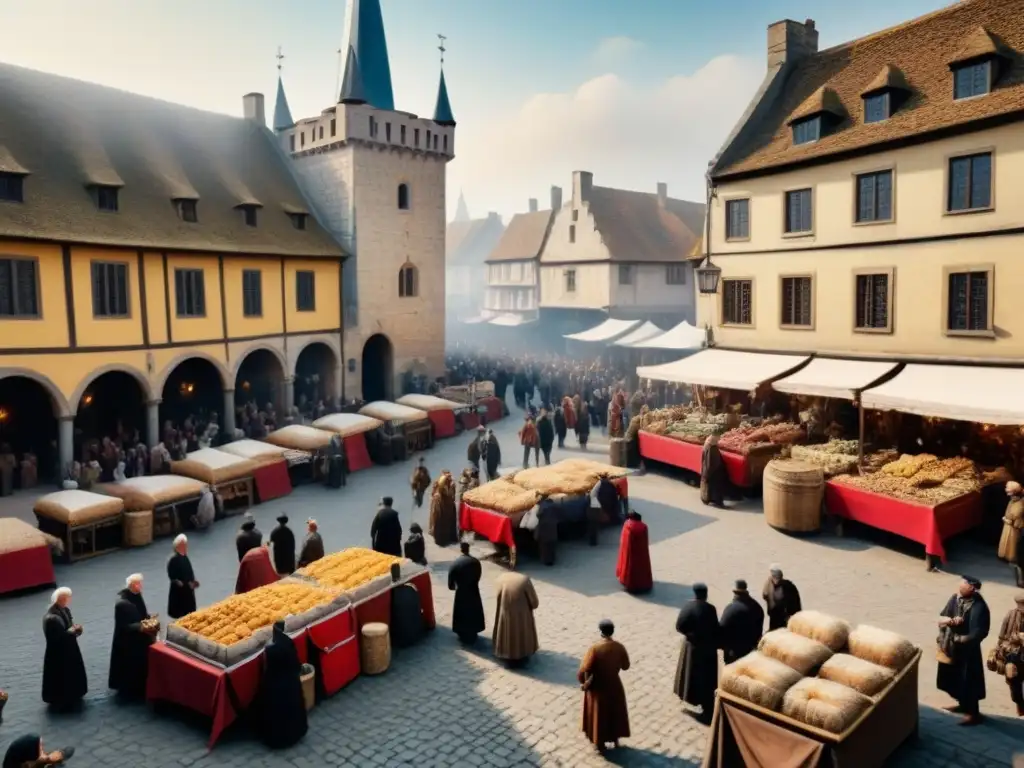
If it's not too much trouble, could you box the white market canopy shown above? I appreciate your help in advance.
[772,358,900,401]
[488,313,534,327]
[630,320,706,350]
[612,321,663,347]
[637,349,810,391]
[564,318,640,343]
[861,363,1024,425]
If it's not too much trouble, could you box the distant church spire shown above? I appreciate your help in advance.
[454,190,470,222]
[273,47,294,130]
[339,0,394,110]
[432,34,456,126]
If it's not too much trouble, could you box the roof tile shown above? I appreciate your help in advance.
[486,210,552,263]
[585,186,704,263]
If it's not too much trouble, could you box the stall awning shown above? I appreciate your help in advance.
[772,358,900,400]
[631,319,706,350]
[461,311,495,325]
[861,363,1024,425]
[489,313,534,327]
[637,349,810,391]
[564,318,640,342]
[613,321,663,347]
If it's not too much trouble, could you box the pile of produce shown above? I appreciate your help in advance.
[557,458,629,479]
[833,453,980,504]
[790,440,859,477]
[463,478,542,516]
[509,467,598,497]
[718,422,804,454]
[861,449,899,475]
[297,547,403,590]
[640,406,758,445]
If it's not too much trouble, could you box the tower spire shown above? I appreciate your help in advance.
[273,46,294,131]
[432,33,456,127]
[454,190,470,222]
[339,0,394,110]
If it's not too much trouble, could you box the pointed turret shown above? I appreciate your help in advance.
[273,76,294,131]
[340,0,394,110]
[454,190,470,222]
[339,45,366,105]
[433,69,455,126]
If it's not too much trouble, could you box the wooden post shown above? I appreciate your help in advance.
[857,398,865,471]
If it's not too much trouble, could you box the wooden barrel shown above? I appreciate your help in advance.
[360,622,391,675]
[763,459,823,534]
[299,663,316,711]
[609,437,628,467]
[122,510,153,547]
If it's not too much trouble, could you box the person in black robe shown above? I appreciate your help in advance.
[41,587,87,710]
[719,579,764,664]
[235,514,262,562]
[484,430,501,481]
[325,434,346,488]
[269,514,296,575]
[596,476,622,525]
[467,426,484,472]
[762,564,802,631]
[577,404,591,449]
[700,434,727,507]
[448,541,486,644]
[537,407,555,465]
[166,535,198,619]
[253,621,308,748]
[108,573,157,698]
[937,575,991,726]
[297,519,325,568]
[535,504,558,566]
[3,734,74,767]
[390,580,426,649]
[404,522,427,566]
[370,497,403,557]
[673,583,719,724]
[554,406,567,449]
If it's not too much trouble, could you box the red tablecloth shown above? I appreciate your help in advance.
[253,460,291,503]
[427,410,457,439]
[459,501,516,549]
[304,608,360,696]
[461,411,481,431]
[480,396,504,423]
[612,476,629,499]
[352,571,437,632]
[0,544,55,595]
[824,481,983,562]
[638,431,748,486]
[343,433,372,472]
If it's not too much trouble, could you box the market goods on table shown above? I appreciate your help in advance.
[462,479,542,516]
[781,678,872,734]
[95,475,206,512]
[0,517,63,555]
[639,407,754,444]
[790,441,859,477]
[832,452,981,504]
[508,467,597,497]
[34,490,124,526]
[170,448,257,485]
[718,422,804,455]
[295,547,405,603]
[860,449,900,475]
[556,458,629,479]
[719,651,804,711]
[818,654,895,697]
[787,610,851,653]
[758,629,834,676]
[845,625,917,671]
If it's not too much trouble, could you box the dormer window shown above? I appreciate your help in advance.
[953,61,991,100]
[948,26,1008,102]
[289,213,307,230]
[239,204,258,227]
[792,116,821,145]
[864,93,889,124]
[94,185,119,212]
[860,66,910,124]
[0,172,24,203]
[788,87,843,146]
[176,199,198,223]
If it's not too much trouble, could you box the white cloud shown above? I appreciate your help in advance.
[592,36,644,65]
[449,54,763,219]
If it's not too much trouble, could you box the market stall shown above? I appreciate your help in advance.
[170,448,255,511]
[564,318,641,343]
[359,401,433,456]
[215,439,296,502]
[311,413,383,472]
[395,393,466,439]
[33,489,124,562]
[0,518,57,594]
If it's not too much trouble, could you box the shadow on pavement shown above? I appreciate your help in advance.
[603,745,700,767]
[453,635,583,690]
[634,581,694,611]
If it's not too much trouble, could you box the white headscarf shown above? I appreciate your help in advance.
[50,586,72,605]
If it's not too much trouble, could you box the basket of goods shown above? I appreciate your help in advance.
[719,652,804,711]
[790,440,859,478]
[360,622,391,675]
[763,460,825,534]
[141,616,161,635]
[758,629,834,676]
[295,548,406,604]
[122,510,153,548]
[462,479,542,516]
[787,610,852,653]
[300,663,316,711]
[832,454,981,505]
[781,678,872,734]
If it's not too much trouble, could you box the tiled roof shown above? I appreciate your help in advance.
[0,62,344,257]
[789,86,844,123]
[862,65,910,96]
[446,215,505,266]
[486,210,553,263]
[586,186,704,263]
[714,0,1024,178]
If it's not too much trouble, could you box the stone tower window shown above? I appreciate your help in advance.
[398,263,418,298]
[397,184,410,210]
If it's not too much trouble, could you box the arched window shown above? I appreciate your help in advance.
[398,263,418,298]
[397,183,410,210]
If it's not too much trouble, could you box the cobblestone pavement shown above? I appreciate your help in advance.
[1,405,1022,766]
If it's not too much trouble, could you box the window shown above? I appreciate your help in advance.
[0,172,24,203]
[946,270,991,333]
[174,268,206,318]
[177,199,198,223]
[301,132,306,148]
[0,257,39,317]
[433,135,438,151]
[666,264,687,285]
[443,135,448,153]
[565,269,576,293]
[725,198,750,240]
[289,212,307,230]
[240,269,262,317]
[618,265,633,285]
[426,130,432,148]
[330,119,336,137]
[572,210,579,222]
[784,188,813,234]
[296,270,315,311]
[721,279,752,326]
[855,272,891,331]
[780,276,813,327]
[385,123,391,143]
[569,225,576,244]
[397,183,410,210]
[855,170,893,223]
[953,61,990,100]
[318,126,324,140]
[95,185,119,212]
[863,93,890,124]
[369,117,377,137]
[400,125,406,144]
[414,128,420,147]
[948,152,992,212]
[289,134,295,152]
[240,205,258,227]
[91,262,129,318]
[792,116,821,145]
[398,264,418,298]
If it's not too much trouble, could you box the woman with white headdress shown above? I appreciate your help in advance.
[41,586,87,710]
[108,573,157,698]
[166,535,199,619]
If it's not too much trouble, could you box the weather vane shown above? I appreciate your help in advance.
[437,34,447,67]
[276,46,285,73]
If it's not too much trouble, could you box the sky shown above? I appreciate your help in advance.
[0,0,951,221]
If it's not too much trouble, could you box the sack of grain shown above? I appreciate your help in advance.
[847,625,916,671]
[719,651,803,711]
[782,677,872,734]
[511,467,597,496]
[818,653,896,697]
[758,629,833,676]
[787,610,851,652]
[462,479,542,515]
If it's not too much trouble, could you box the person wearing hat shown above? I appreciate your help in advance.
[269,514,296,575]
[484,428,502,481]
[993,593,1024,716]
[719,579,765,664]
[578,619,631,753]
[536,405,555,465]
[615,510,652,594]
[762,564,801,631]
[410,457,432,509]
[673,583,719,724]
[999,481,1024,587]
[467,426,485,472]
[457,466,480,505]
[297,519,324,568]
[448,541,485,645]
[235,513,263,562]
[937,575,991,726]
[519,415,539,469]
[370,497,403,557]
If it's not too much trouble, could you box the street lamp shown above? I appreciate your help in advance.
[695,259,721,295]
[696,164,721,295]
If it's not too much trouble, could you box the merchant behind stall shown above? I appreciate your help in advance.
[700,433,727,507]
[937,575,990,726]
[166,535,199,619]
[109,573,157,698]
[297,519,325,567]
[41,587,87,711]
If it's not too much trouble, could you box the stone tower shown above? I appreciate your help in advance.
[273,0,454,401]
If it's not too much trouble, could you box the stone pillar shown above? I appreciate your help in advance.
[283,376,295,414]
[58,416,74,475]
[223,390,236,437]
[333,364,343,405]
[146,400,161,448]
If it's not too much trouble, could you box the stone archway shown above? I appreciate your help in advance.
[361,334,394,403]
[293,341,339,414]
[0,373,63,484]
[234,347,287,419]
[73,370,148,453]
[159,356,226,439]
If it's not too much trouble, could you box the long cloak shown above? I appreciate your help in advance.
[297,531,325,568]
[410,466,432,507]
[108,588,154,696]
[390,583,426,649]
[718,594,765,664]
[537,416,555,452]
[448,554,485,639]
[762,578,802,631]
[370,506,403,557]
[578,637,631,746]
[254,626,308,749]
[615,518,652,594]
[269,523,296,575]
[492,572,539,661]
[936,593,990,704]
[999,497,1024,562]
[673,599,719,711]
[403,532,427,565]
[166,552,197,619]
[700,440,726,505]
[3,735,42,768]
[236,547,280,594]
[42,604,87,707]
[485,437,502,478]
[428,478,458,547]
[235,526,263,562]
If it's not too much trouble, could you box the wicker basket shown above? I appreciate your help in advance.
[122,510,154,547]
[360,622,391,675]
[300,663,315,711]
[609,438,628,468]
[763,459,824,534]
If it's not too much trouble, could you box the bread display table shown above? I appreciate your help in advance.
[96,475,205,538]
[459,501,520,551]
[311,413,383,473]
[251,459,292,503]
[34,490,124,562]
[170,448,256,512]
[638,431,775,488]
[479,396,504,423]
[0,518,56,594]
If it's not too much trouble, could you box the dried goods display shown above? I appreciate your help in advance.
[462,479,542,515]
[832,453,981,504]
[791,441,859,477]
[718,422,804,454]
[861,449,900,475]
[296,547,403,590]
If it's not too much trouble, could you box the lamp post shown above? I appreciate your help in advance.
[696,166,721,296]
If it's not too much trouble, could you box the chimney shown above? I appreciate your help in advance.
[656,182,668,208]
[572,171,593,204]
[767,19,818,69]
[243,93,266,126]
[487,211,500,221]
[528,198,538,213]
[550,185,563,211]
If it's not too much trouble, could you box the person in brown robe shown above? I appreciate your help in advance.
[993,593,1024,716]
[297,519,325,568]
[410,458,431,509]
[428,471,458,547]
[578,619,630,753]
[999,482,1024,586]
[492,572,540,667]
[762,564,802,631]
[700,434,726,507]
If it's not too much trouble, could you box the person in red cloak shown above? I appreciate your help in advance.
[616,510,652,594]
[562,396,577,431]
[236,544,280,594]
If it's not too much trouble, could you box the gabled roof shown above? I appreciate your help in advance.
[273,76,294,130]
[0,144,28,174]
[714,0,1024,179]
[486,209,553,263]
[861,65,910,96]
[788,86,844,123]
[447,214,505,266]
[341,0,394,110]
[0,62,344,257]
[583,186,704,263]
[949,25,1012,67]
[433,70,455,126]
